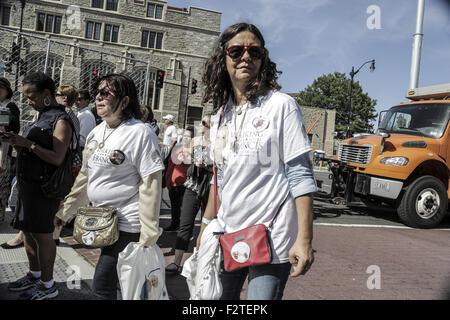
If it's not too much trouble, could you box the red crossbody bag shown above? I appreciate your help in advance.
[213,107,283,272]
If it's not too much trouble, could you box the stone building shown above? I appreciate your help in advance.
[300,106,336,157]
[0,0,221,126]
[287,93,336,157]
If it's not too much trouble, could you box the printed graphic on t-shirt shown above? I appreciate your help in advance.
[110,150,126,165]
[91,146,126,167]
[252,115,270,132]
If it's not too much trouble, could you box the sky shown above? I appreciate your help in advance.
[167,0,450,123]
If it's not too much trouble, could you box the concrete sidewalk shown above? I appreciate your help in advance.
[0,209,95,300]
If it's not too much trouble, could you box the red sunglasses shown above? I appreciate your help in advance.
[226,45,265,60]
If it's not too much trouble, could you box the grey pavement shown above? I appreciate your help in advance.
[0,209,95,300]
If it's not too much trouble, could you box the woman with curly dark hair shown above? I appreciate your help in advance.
[196,23,317,300]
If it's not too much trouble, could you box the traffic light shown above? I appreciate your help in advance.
[156,70,165,88]
[191,78,197,94]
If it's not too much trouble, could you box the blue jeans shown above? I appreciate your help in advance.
[219,262,291,300]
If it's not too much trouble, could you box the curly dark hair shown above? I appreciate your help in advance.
[93,73,141,121]
[202,23,282,110]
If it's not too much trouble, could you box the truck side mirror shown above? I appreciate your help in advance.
[378,111,387,129]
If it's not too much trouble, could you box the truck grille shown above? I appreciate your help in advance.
[338,144,373,165]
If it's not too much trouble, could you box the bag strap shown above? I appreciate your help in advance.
[213,106,226,217]
[52,113,79,153]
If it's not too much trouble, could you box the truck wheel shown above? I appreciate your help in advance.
[397,175,448,228]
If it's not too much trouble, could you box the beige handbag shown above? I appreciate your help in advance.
[73,207,119,247]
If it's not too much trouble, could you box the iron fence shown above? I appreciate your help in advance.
[0,26,152,131]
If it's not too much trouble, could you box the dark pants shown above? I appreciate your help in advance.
[92,231,140,300]
[219,263,291,300]
[175,187,209,251]
[168,186,185,228]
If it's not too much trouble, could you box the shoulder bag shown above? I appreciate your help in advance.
[73,207,119,247]
[41,115,78,199]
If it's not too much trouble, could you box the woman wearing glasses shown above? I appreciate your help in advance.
[55,74,165,300]
[196,23,317,300]
[165,114,213,274]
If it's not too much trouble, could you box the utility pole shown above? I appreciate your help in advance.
[409,0,425,89]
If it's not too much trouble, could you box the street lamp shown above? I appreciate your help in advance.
[347,59,375,138]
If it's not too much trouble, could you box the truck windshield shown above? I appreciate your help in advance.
[379,103,450,138]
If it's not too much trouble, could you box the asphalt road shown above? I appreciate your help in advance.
[313,169,450,229]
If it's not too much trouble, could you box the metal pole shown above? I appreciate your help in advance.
[143,60,151,105]
[183,66,191,128]
[14,0,25,91]
[43,38,51,74]
[409,0,425,89]
[347,67,355,138]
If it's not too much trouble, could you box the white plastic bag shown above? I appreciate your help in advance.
[181,219,223,300]
[117,242,169,300]
[181,247,198,297]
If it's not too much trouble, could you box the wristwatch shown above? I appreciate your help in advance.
[30,142,37,151]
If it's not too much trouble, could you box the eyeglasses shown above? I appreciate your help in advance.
[97,88,113,100]
[226,45,265,61]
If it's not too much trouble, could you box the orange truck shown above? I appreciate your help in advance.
[331,83,450,228]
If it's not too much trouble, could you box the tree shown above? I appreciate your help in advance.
[295,72,378,134]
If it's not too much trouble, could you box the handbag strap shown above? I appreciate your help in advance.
[213,106,226,217]
[213,105,287,228]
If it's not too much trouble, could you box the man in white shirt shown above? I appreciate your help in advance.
[74,90,97,150]
[160,114,178,160]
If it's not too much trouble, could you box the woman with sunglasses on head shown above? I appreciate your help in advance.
[0,72,75,300]
[196,23,317,300]
[165,114,213,274]
[54,74,165,300]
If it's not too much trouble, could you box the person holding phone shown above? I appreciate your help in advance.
[0,72,75,300]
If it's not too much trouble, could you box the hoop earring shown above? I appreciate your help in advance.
[44,96,51,107]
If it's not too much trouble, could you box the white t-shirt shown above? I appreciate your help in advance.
[162,124,178,146]
[76,106,97,147]
[210,90,312,264]
[84,118,164,233]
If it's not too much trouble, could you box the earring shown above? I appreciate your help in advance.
[44,96,51,107]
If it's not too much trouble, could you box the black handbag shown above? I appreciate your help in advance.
[41,149,74,199]
[41,115,78,199]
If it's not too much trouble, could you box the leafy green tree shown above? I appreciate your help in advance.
[295,72,377,134]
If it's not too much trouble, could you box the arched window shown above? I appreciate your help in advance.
[25,52,63,86]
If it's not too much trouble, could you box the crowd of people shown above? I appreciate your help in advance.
[0,22,316,301]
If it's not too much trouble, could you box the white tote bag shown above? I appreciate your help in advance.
[117,242,169,300]
[181,219,223,300]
